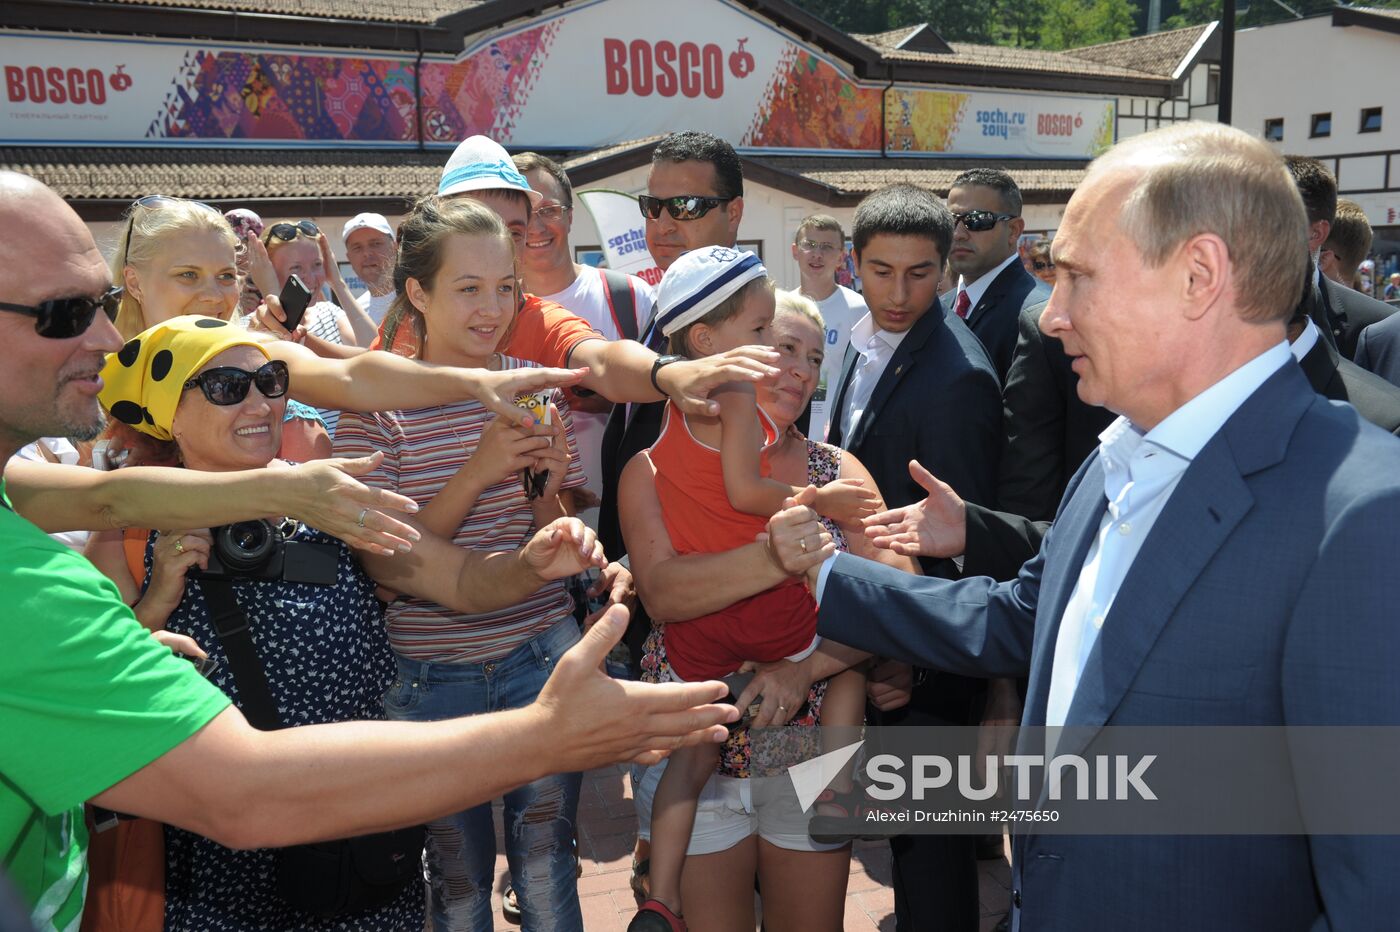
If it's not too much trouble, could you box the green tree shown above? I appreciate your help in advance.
[1163,0,1217,29]
[1039,0,1138,48]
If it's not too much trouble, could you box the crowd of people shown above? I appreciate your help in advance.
[3,117,1400,932]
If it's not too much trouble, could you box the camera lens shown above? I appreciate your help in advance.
[215,520,277,572]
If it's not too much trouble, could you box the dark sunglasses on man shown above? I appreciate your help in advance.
[183,360,291,406]
[123,195,220,262]
[637,194,733,221]
[266,220,320,242]
[0,285,123,339]
[951,209,1018,233]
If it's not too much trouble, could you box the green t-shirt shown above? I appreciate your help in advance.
[0,485,230,931]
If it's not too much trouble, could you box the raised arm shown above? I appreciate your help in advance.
[93,609,736,850]
[718,384,794,517]
[6,454,421,555]
[568,338,782,416]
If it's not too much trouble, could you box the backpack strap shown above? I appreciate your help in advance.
[200,577,283,731]
[600,268,639,343]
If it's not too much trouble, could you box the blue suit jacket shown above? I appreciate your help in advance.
[817,361,1400,930]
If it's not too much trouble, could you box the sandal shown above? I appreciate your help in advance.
[629,855,650,902]
[628,899,687,932]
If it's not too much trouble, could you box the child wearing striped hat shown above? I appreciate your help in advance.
[632,247,874,932]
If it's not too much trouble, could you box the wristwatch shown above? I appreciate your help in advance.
[650,354,685,395]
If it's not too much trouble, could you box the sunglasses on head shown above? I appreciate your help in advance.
[267,220,320,242]
[183,360,290,406]
[951,209,1018,232]
[0,285,123,339]
[637,195,733,221]
[123,196,219,262]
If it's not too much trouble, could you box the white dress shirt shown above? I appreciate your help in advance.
[838,312,909,442]
[814,341,1293,727]
[954,252,1021,318]
[1289,317,1321,362]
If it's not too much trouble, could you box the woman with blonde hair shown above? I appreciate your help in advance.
[110,196,332,461]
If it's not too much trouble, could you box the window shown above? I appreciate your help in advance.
[1360,107,1383,134]
[1264,118,1284,142]
[1206,66,1220,106]
[1310,113,1331,138]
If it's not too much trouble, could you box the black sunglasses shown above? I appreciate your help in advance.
[183,360,290,406]
[123,196,219,262]
[0,285,123,339]
[951,209,1018,232]
[266,220,320,242]
[1033,261,1055,271]
[638,195,733,221]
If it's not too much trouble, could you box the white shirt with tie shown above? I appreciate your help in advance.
[953,252,1021,320]
[815,340,1293,728]
[838,311,910,443]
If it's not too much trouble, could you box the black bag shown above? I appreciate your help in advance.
[200,576,426,918]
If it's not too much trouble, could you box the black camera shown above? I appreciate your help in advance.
[200,519,339,586]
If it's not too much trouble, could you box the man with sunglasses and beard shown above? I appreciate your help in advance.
[0,171,740,932]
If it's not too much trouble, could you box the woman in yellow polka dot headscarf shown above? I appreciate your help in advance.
[87,323,423,931]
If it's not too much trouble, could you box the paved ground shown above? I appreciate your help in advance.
[487,763,1014,930]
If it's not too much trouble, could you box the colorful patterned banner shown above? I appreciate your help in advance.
[1,0,1115,156]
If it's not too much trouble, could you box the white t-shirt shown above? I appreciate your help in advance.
[305,301,349,437]
[806,284,867,442]
[357,289,398,327]
[539,267,655,522]
[10,438,89,551]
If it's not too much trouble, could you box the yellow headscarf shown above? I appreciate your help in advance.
[99,316,269,442]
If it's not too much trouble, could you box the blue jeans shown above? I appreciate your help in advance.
[384,620,583,931]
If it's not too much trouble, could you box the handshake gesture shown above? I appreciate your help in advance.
[765,459,968,583]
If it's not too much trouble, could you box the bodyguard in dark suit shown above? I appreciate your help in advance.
[941,169,1051,382]
[771,124,1400,931]
[1355,310,1400,387]
[1284,155,1396,358]
[826,183,1002,932]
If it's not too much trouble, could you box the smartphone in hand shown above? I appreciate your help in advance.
[278,273,314,332]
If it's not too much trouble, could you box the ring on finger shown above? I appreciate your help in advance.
[799,536,809,553]
[173,538,185,555]
[356,508,368,528]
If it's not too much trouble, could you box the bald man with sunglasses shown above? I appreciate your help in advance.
[0,171,738,931]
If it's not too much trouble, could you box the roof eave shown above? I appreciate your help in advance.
[887,59,1176,98]
[1333,6,1400,37]
[0,0,460,52]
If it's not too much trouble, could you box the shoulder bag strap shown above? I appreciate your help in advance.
[199,576,283,731]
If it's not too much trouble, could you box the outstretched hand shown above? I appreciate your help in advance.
[761,485,835,590]
[468,368,589,428]
[658,345,781,417]
[863,460,967,559]
[287,453,423,556]
[520,516,608,582]
[532,605,736,767]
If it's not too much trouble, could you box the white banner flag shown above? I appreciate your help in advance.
[576,189,662,288]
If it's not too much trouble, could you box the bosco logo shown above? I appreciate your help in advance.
[603,37,753,100]
[1036,113,1083,137]
[4,63,132,105]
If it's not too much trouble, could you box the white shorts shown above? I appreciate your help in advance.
[631,758,846,855]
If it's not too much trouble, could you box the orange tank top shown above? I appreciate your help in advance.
[650,401,781,557]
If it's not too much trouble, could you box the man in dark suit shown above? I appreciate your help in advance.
[771,123,1400,931]
[1355,312,1400,388]
[826,182,1002,932]
[1284,155,1395,358]
[941,169,1051,382]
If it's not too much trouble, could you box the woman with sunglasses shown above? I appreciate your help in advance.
[111,196,334,462]
[83,316,424,931]
[263,219,380,347]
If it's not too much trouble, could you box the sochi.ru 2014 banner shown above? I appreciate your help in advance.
[0,0,1112,156]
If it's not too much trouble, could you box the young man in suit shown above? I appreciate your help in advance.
[942,169,1051,381]
[771,122,1400,932]
[1284,155,1395,358]
[826,182,1003,932]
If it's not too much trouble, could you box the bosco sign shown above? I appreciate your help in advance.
[4,64,130,105]
[603,37,754,100]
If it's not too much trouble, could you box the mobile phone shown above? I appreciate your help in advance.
[277,273,314,331]
[173,650,221,678]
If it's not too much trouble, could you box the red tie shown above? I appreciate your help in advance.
[954,290,971,319]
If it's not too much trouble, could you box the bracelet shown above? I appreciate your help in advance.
[650,354,684,395]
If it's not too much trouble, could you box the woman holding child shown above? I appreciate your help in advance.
[620,252,916,932]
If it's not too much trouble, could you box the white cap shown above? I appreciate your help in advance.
[438,135,543,206]
[655,247,768,337]
[342,212,394,241]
